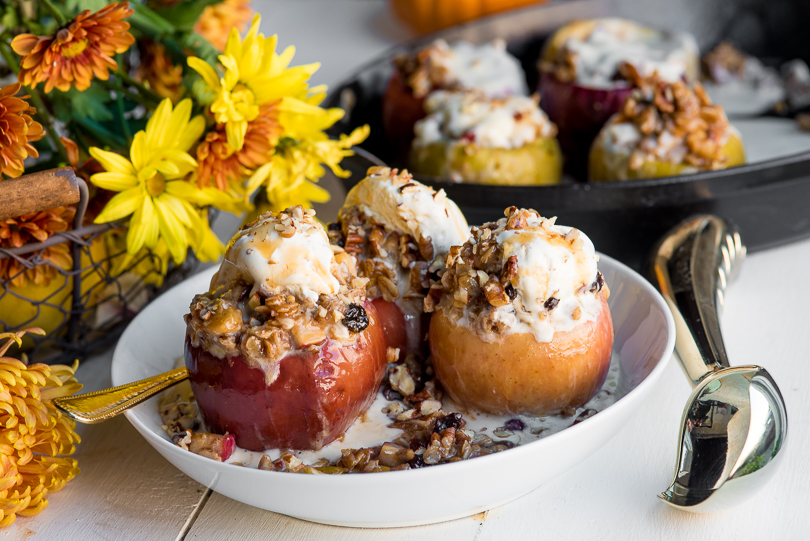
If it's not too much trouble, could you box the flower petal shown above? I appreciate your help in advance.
[89,148,136,175]
[89,171,137,191]
[188,57,221,91]
[94,188,143,223]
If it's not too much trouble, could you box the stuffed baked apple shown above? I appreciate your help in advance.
[409,91,562,185]
[589,69,745,181]
[184,206,387,451]
[538,18,699,177]
[330,167,470,359]
[384,39,527,151]
[426,207,613,415]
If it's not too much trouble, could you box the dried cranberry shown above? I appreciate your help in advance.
[342,303,369,332]
[544,297,559,310]
[461,132,476,143]
[434,412,464,434]
[503,418,525,431]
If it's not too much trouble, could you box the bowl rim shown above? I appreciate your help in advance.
[114,252,676,486]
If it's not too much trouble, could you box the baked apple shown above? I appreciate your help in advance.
[184,206,387,451]
[329,166,470,359]
[409,91,563,185]
[384,39,527,152]
[426,207,613,415]
[589,73,745,182]
[538,18,699,178]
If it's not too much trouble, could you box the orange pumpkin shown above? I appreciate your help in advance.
[390,0,549,34]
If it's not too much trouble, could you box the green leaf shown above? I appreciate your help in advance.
[153,0,219,32]
[62,85,114,122]
[0,5,19,32]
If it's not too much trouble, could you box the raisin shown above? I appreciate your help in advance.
[381,384,402,402]
[505,283,517,300]
[544,297,559,310]
[590,272,605,293]
[434,412,464,434]
[327,222,342,231]
[503,418,525,431]
[342,303,369,332]
[409,454,426,469]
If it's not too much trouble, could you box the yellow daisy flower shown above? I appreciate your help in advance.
[89,98,218,264]
[246,124,370,211]
[187,14,320,151]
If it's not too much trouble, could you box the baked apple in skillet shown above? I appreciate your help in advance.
[384,39,527,152]
[426,207,613,415]
[409,91,563,186]
[184,206,387,451]
[329,166,470,359]
[589,69,745,181]
[538,18,699,177]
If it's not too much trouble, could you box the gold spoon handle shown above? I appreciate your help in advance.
[53,367,189,424]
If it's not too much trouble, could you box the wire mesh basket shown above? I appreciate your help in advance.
[0,167,200,364]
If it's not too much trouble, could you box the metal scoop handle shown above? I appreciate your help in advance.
[648,215,745,387]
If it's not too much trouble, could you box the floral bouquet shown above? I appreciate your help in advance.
[0,0,368,360]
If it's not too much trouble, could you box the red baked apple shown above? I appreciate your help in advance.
[185,300,387,452]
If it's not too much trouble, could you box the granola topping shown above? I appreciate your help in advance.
[333,168,469,350]
[540,18,698,88]
[597,67,735,174]
[185,206,368,382]
[427,207,607,343]
[414,91,557,149]
[393,39,527,99]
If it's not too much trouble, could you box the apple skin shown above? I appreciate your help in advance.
[429,292,613,415]
[370,297,431,358]
[370,297,409,354]
[538,72,634,180]
[185,300,388,451]
[382,70,427,156]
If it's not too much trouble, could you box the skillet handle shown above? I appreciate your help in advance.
[647,215,745,387]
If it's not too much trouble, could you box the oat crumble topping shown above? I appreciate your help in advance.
[608,65,732,171]
[185,206,370,378]
[426,207,607,342]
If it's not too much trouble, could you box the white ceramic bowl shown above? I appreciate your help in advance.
[112,254,675,528]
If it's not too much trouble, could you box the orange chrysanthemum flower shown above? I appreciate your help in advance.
[0,207,75,287]
[194,0,254,51]
[11,2,135,93]
[138,41,184,103]
[196,130,245,191]
[235,103,280,170]
[0,328,82,528]
[196,104,280,190]
[0,83,44,179]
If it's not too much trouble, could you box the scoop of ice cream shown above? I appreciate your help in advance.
[495,212,601,342]
[414,91,557,149]
[436,208,605,344]
[343,167,470,259]
[431,39,528,97]
[563,18,698,88]
[213,207,339,302]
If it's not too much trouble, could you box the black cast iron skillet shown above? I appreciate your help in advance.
[325,0,810,270]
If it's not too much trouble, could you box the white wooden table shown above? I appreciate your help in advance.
[7,2,809,539]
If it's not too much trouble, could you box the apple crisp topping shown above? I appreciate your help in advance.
[426,207,606,342]
[607,64,733,171]
[185,206,370,374]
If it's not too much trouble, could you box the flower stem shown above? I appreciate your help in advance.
[96,78,156,109]
[27,89,70,164]
[112,69,163,105]
[116,94,132,141]
[39,0,67,26]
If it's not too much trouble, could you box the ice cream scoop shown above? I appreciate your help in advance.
[649,215,788,511]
